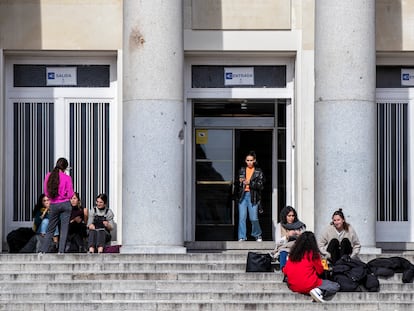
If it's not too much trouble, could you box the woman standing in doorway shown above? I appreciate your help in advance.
[236,150,265,242]
[39,157,74,254]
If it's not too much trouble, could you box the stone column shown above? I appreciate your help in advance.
[122,0,185,253]
[315,0,380,253]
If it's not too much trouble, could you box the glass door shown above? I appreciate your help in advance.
[193,99,285,241]
[195,129,234,240]
[234,130,273,240]
[194,128,275,241]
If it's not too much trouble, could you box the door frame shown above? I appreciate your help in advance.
[184,53,295,241]
[376,88,414,242]
[3,53,120,244]
[192,121,275,241]
[186,99,292,241]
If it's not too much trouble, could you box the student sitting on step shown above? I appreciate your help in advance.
[87,193,114,254]
[33,194,60,246]
[269,205,306,269]
[65,192,88,252]
[283,231,340,303]
[318,209,361,264]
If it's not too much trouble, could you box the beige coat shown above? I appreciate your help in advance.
[318,224,361,259]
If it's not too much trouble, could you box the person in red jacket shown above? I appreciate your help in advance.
[283,231,340,303]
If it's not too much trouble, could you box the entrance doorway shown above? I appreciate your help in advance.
[3,55,119,242]
[235,130,273,240]
[193,100,287,241]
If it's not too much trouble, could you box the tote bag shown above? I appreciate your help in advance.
[246,251,273,272]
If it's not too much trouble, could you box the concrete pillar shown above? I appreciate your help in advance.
[122,0,185,253]
[314,0,379,253]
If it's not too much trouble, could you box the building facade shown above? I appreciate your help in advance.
[0,0,412,252]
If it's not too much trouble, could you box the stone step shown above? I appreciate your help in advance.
[0,301,412,311]
[0,252,412,311]
[0,253,249,262]
[1,253,412,268]
[0,262,249,272]
[1,279,411,292]
[0,271,282,281]
[0,289,412,302]
[0,269,410,282]
[0,252,413,262]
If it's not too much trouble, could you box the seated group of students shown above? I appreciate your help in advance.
[271,206,361,303]
[20,192,114,254]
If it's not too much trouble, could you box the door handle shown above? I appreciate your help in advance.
[196,181,233,185]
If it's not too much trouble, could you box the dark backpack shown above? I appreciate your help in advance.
[93,207,110,229]
[7,227,35,253]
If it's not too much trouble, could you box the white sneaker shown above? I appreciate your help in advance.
[256,236,263,242]
[238,239,245,242]
[310,288,325,303]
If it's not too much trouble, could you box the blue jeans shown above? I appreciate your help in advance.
[37,218,59,236]
[238,192,262,240]
[279,251,288,270]
[319,279,340,299]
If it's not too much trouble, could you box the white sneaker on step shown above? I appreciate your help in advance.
[310,288,325,303]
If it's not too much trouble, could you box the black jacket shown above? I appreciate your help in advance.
[368,257,414,283]
[235,166,265,205]
[332,255,380,292]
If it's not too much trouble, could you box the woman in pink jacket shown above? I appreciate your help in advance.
[39,158,74,254]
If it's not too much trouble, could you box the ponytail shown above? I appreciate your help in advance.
[47,158,68,198]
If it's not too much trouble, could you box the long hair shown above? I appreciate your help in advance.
[47,158,69,198]
[331,208,349,231]
[33,193,47,216]
[71,192,82,209]
[288,231,321,262]
[279,205,298,225]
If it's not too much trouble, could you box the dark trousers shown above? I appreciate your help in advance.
[40,201,71,253]
[88,229,111,249]
[327,238,353,264]
[20,235,42,253]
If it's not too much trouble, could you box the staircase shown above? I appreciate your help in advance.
[0,246,413,311]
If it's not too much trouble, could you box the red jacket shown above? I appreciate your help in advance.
[283,250,324,294]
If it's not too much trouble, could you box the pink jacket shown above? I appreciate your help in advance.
[44,171,74,204]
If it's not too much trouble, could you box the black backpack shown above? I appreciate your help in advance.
[6,227,35,253]
[93,207,110,230]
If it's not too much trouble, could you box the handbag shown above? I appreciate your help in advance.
[103,244,121,253]
[246,251,273,272]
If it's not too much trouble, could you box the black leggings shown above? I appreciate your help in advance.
[326,238,353,264]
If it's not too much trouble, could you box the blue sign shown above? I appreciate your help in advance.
[46,67,77,86]
[224,67,254,86]
[401,69,414,86]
